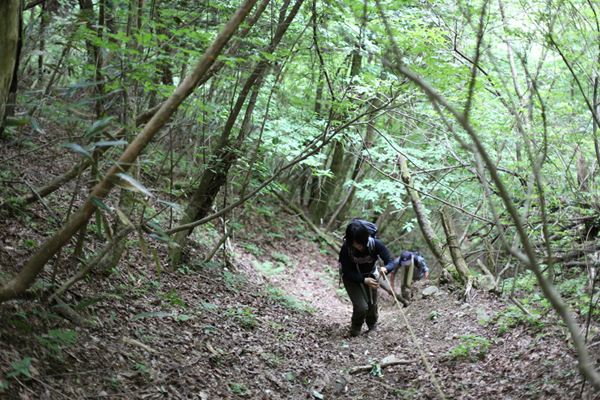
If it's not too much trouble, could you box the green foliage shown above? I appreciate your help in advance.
[447,335,491,361]
[265,286,313,312]
[241,242,265,257]
[35,329,78,351]
[368,358,383,377]
[429,311,441,320]
[261,352,283,367]
[494,306,546,336]
[133,363,149,373]
[253,260,285,276]
[7,357,32,378]
[197,301,219,313]
[228,382,247,396]
[160,289,186,308]
[8,312,30,331]
[272,252,290,264]
[503,271,538,294]
[226,307,258,330]
[222,270,246,289]
[1,357,32,390]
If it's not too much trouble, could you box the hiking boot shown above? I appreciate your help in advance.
[349,325,362,337]
[367,324,379,333]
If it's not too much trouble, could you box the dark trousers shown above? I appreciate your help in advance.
[343,277,378,329]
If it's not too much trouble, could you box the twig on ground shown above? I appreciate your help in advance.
[509,296,536,317]
[348,358,416,374]
[22,180,62,224]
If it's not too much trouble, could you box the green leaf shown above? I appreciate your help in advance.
[115,206,135,228]
[75,298,102,309]
[174,314,194,321]
[95,210,103,240]
[100,212,114,244]
[152,248,162,279]
[147,222,178,248]
[61,143,93,162]
[137,227,148,255]
[85,116,115,140]
[157,199,182,211]
[67,80,103,89]
[131,311,171,320]
[115,173,153,197]
[101,293,124,301]
[1,116,31,127]
[90,196,112,211]
[29,117,43,133]
[33,310,60,319]
[92,140,129,148]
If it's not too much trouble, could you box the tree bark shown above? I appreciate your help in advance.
[333,98,381,229]
[397,153,453,271]
[0,0,260,302]
[0,0,21,133]
[310,138,344,225]
[440,206,474,286]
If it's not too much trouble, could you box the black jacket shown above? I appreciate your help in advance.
[338,238,395,283]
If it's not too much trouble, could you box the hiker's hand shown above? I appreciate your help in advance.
[425,271,429,278]
[379,267,388,275]
[364,278,379,289]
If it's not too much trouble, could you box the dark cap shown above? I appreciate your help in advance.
[399,251,413,266]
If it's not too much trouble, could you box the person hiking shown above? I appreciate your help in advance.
[338,220,395,337]
[381,250,429,299]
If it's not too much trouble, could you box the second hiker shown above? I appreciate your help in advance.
[382,250,429,299]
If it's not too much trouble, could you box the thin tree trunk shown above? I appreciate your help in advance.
[0,0,21,134]
[440,206,474,288]
[310,138,344,225]
[96,89,136,273]
[169,75,265,267]
[397,153,453,271]
[312,47,362,227]
[333,98,380,228]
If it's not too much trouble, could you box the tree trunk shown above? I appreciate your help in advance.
[333,98,380,229]
[0,0,21,134]
[310,47,363,226]
[169,75,265,268]
[397,153,453,272]
[484,237,496,276]
[440,206,473,284]
[309,138,344,225]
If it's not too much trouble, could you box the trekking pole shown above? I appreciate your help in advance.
[381,271,446,400]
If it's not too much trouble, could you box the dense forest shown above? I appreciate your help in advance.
[1,0,600,397]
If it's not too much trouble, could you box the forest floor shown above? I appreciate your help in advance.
[1,132,600,399]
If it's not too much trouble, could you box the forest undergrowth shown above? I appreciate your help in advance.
[0,132,600,399]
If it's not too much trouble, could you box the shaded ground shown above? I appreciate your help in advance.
[1,132,600,399]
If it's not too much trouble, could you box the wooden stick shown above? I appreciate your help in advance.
[349,358,416,374]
